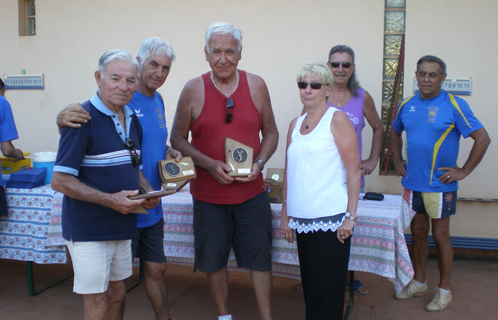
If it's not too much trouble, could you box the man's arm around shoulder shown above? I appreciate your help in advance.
[56,103,91,131]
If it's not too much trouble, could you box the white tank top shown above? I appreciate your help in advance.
[286,107,348,227]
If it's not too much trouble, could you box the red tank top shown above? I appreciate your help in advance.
[190,70,265,204]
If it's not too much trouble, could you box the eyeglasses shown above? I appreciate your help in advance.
[329,61,352,68]
[297,82,325,90]
[124,138,139,167]
[225,98,234,124]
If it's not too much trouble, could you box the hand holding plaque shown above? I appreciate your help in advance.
[158,156,196,191]
[129,189,176,214]
[225,137,253,177]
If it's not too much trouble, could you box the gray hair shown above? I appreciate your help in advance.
[97,49,139,78]
[328,45,360,97]
[417,55,447,74]
[204,21,242,53]
[296,62,334,87]
[137,37,176,69]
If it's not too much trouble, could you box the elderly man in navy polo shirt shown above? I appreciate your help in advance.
[52,49,159,320]
[56,38,180,320]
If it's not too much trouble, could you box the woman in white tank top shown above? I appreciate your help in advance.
[280,63,361,319]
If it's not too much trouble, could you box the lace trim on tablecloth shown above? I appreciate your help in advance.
[288,213,345,233]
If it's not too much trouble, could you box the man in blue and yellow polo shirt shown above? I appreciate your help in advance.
[390,55,490,312]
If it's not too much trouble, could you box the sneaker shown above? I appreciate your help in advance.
[394,280,428,300]
[426,287,453,312]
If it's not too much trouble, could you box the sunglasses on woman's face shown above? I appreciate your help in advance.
[329,61,352,68]
[297,82,324,90]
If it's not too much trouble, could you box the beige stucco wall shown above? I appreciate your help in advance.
[1,0,497,238]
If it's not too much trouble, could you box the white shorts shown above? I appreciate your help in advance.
[66,239,132,294]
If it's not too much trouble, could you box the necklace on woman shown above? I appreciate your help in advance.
[304,107,328,130]
[304,120,316,130]
[211,70,239,97]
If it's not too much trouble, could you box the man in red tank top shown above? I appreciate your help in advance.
[171,21,279,320]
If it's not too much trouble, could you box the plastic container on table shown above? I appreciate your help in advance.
[32,152,57,185]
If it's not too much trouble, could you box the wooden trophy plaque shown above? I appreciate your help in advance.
[225,137,253,177]
[266,168,284,183]
[264,168,284,203]
[158,156,196,191]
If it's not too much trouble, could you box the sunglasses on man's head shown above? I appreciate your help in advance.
[225,98,234,124]
[329,61,352,68]
[124,138,139,167]
[297,82,325,90]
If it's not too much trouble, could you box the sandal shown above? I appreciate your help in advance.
[346,279,368,296]
[293,281,303,294]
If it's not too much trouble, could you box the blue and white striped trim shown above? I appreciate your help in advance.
[54,150,142,176]
[53,165,78,176]
[81,150,141,167]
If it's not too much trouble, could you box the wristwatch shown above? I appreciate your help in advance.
[254,159,264,171]
[345,212,356,222]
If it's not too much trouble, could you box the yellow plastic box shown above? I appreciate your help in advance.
[0,153,32,174]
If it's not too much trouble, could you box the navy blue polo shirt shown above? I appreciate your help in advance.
[54,93,143,242]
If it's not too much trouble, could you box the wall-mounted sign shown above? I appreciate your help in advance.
[414,77,471,95]
[3,74,44,90]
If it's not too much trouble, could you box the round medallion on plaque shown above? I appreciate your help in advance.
[232,147,248,163]
[271,173,281,181]
[164,162,180,176]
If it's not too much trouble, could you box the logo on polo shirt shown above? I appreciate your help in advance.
[428,106,438,123]
[409,106,416,112]
[134,109,144,117]
[156,107,166,128]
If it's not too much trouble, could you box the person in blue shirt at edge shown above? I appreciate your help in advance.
[390,55,490,312]
[56,38,181,320]
[0,78,25,217]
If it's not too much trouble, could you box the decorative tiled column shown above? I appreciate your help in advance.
[380,0,406,174]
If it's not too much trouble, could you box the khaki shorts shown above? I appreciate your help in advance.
[66,239,132,294]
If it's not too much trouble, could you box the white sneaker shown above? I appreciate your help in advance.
[394,280,428,300]
[426,287,453,312]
